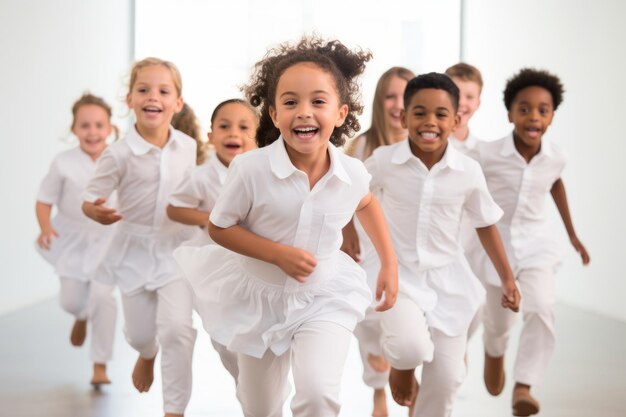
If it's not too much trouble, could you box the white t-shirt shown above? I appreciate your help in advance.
[470,132,566,285]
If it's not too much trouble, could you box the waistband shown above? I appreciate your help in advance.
[117,220,189,237]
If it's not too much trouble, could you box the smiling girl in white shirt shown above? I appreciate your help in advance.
[82,58,197,417]
[175,37,398,417]
[36,93,118,387]
[167,98,258,382]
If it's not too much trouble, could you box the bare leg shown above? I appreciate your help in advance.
[372,388,388,417]
[132,355,155,393]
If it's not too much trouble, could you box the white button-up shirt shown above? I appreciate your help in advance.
[449,130,480,158]
[169,152,227,213]
[84,125,196,231]
[365,139,502,271]
[211,136,370,260]
[472,133,566,285]
[364,140,501,335]
[39,147,108,225]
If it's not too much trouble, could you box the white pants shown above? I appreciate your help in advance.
[59,277,117,364]
[483,267,555,386]
[381,296,467,417]
[121,279,197,415]
[236,321,352,417]
[353,306,389,389]
[212,339,239,383]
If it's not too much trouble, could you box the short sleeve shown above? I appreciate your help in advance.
[169,169,203,209]
[83,148,121,203]
[464,166,503,228]
[209,158,251,228]
[37,157,63,205]
[364,154,382,196]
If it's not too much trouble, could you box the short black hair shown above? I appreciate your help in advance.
[403,72,459,111]
[503,68,564,111]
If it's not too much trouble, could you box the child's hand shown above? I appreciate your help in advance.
[87,198,122,225]
[570,236,590,265]
[340,222,361,262]
[36,227,58,250]
[275,246,317,283]
[500,279,521,312]
[374,263,398,312]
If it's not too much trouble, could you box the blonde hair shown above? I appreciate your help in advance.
[347,66,414,158]
[128,57,183,97]
[71,92,119,139]
[171,102,205,164]
[445,62,483,91]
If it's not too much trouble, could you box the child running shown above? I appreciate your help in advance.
[343,66,415,417]
[174,37,398,417]
[168,98,258,381]
[82,58,198,417]
[364,73,520,417]
[468,68,590,416]
[35,93,118,386]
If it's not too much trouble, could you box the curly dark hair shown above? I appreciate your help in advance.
[403,72,460,111]
[503,68,564,111]
[243,36,372,147]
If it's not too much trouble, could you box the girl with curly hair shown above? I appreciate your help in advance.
[175,37,398,417]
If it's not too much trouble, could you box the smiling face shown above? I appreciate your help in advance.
[126,64,183,134]
[72,104,112,160]
[269,62,348,162]
[451,77,481,129]
[508,86,554,151]
[209,102,258,166]
[403,88,459,160]
[383,75,409,134]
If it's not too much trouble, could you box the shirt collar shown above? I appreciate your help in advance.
[500,131,555,158]
[126,125,179,156]
[269,136,351,184]
[210,153,229,185]
[391,139,464,171]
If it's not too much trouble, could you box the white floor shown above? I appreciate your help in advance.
[0,298,624,417]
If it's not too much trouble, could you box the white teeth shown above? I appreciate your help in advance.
[421,132,438,139]
[295,127,316,132]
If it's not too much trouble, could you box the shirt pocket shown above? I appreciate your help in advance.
[315,211,353,255]
[429,195,465,231]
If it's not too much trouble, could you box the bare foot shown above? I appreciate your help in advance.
[70,319,87,347]
[408,380,419,417]
[132,355,155,393]
[91,363,111,386]
[164,414,183,417]
[368,353,391,373]
[389,367,417,407]
[372,388,388,417]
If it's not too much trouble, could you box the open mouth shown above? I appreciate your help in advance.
[143,106,162,114]
[84,138,102,145]
[419,131,439,143]
[525,127,542,138]
[224,142,242,151]
[293,126,319,139]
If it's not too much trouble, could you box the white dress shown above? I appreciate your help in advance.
[36,147,114,281]
[175,137,372,358]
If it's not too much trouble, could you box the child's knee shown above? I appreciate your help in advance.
[382,332,433,369]
[59,296,87,318]
[292,385,340,417]
[157,318,196,347]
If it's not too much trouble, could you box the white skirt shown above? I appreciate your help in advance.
[35,213,113,282]
[95,221,196,294]
[174,245,372,358]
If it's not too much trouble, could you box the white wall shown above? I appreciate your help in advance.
[463,0,626,321]
[0,0,132,315]
[135,0,460,139]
